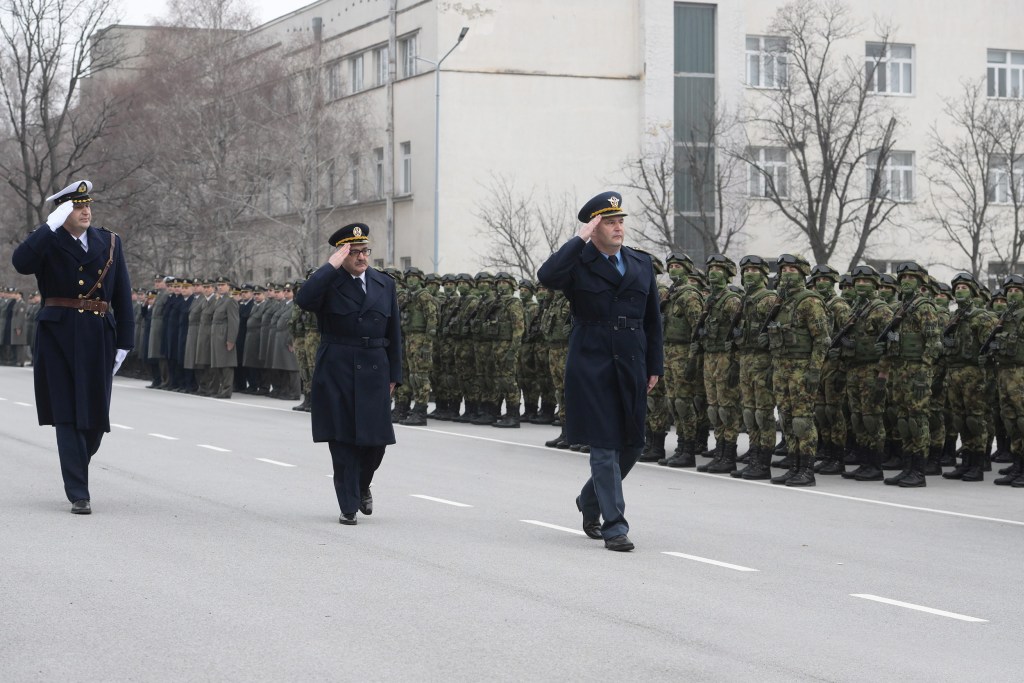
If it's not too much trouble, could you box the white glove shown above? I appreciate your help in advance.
[113,349,128,376]
[45,202,74,231]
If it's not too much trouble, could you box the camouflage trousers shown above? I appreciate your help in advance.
[548,344,568,422]
[395,332,413,403]
[703,351,740,443]
[946,365,989,452]
[986,366,999,445]
[887,359,932,456]
[431,333,448,403]
[664,343,699,440]
[772,357,819,457]
[518,342,552,413]
[455,338,475,405]
[474,340,493,405]
[405,332,434,406]
[490,340,521,411]
[815,358,847,447]
[929,365,948,449]
[739,351,775,450]
[646,377,671,434]
[294,337,311,395]
[846,364,886,451]
[997,365,1024,453]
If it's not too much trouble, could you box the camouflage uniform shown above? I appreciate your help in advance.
[288,283,315,411]
[490,273,526,427]
[399,268,439,426]
[641,283,673,461]
[766,255,830,486]
[542,291,571,448]
[389,270,411,421]
[811,266,852,474]
[941,273,998,481]
[470,275,499,425]
[453,274,481,422]
[431,275,462,420]
[927,284,952,470]
[987,275,1024,486]
[517,280,542,421]
[877,262,941,487]
[525,286,556,424]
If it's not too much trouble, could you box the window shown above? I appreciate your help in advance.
[400,141,412,194]
[867,151,915,202]
[989,154,1024,204]
[350,53,364,93]
[988,49,1024,99]
[244,269,253,282]
[283,266,292,279]
[747,147,788,198]
[284,178,293,212]
[348,154,360,202]
[400,35,418,78]
[326,61,343,100]
[374,45,389,86]
[264,268,272,279]
[745,36,787,88]
[325,158,337,206]
[866,43,914,95]
[373,258,385,269]
[374,147,384,197]
[401,256,412,270]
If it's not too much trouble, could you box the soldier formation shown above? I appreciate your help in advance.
[0,288,37,367]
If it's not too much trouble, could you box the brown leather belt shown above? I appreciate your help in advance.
[44,297,109,314]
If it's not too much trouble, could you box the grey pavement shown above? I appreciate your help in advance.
[1,365,1021,682]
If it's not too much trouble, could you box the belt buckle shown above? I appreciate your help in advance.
[616,316,627,330]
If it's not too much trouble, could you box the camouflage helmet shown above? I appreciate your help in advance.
[688,268,707,287]
[895,261,929,281]
[404,266,424,280]
[850,264,881,284]
[456,272,474,284]
[383,266,403,283]
[992,286,1008,302]
[475,271,493,282]
[1004,273,1024,293]
[935,281,953,297]
[424,272,440,284]
[950,272,980,296]
[706,253,737,279]
[879,273,898,289]
[810,264,840,283]
[977,283,992,301]
[518,278,536,291]
[493,272,516,285]
[739,254,770,276]
[839,273,854,289]
[777,253,811,277]
[666,252,694,273]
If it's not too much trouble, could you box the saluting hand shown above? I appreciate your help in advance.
[328,244,351,269]
[577,214,602,243]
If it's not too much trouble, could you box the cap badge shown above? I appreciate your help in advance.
[352,226,362,237]
[608,196,620,209]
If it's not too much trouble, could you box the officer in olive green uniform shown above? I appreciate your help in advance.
[490,273,526,427]
[811,264,852,475]
[399,267,439,426]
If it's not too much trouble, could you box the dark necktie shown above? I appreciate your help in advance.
[609,254,619,274]
[352,276,365,301]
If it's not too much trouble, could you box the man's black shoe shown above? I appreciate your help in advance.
[604,535,634,552]
[360,488,373,515]
[339,513,357,525]
[575,496,602,539]
[71,500,91,515]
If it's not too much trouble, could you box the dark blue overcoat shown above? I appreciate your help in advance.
[538,237,664,449]
[295,264,402,445]
[11,224,134,431]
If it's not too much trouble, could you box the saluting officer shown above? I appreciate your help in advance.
[11,180,134,514]
[538,191,663,552]
[295,223,402,525]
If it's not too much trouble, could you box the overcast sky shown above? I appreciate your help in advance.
[117,0,314,26]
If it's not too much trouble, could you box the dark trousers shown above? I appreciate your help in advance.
[578,445,641,539]
[55,424,104,502]
[148,360,161,385]
[328,442,386,515]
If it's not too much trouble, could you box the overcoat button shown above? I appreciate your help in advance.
[78,280,84,285]
[613,354,619,360]
[356,364,362,369]
[372,365,378,370]
[78,266,83,272]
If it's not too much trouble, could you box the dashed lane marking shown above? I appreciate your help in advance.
[14,401,32,407]
[662,552,759,572]
[198,445,231,452]
[255,458,296,468]
[111,423,133,430]
[851,594,988,623]
[148,433,178,440]
[520,520,586,536]
[409,494,472,508]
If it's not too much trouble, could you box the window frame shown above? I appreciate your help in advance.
[987,49,1024,99]
[747,146,789,199]
[865,42,915,97]
[350,53,365,94]
[866,150,916,202]
[745,35,788,89]
[374,45,388,87]
[989,154,1024,204]
[399,34,418,79]
[400,141,412,195]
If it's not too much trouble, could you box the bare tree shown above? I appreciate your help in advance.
[922,80,1002,279]
[738,0,904,270]
[987,97,1024,276]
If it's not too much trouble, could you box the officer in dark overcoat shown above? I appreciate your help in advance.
[295,223,402,525]
[11,180,134,514]
[538,191,663,551]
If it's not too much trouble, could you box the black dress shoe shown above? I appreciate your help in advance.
[575,496,602,539]
[604,534,634,552]
[359,489,373,516]
[339,513,357,525]
[71,500,91,515]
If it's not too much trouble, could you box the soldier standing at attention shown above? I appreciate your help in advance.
[490,272,526,428]
[986,275,1024,486]
[452,273,480,422]
[235,284,254,392]
[518,279,542,422]
[210,276,240,399]
[730,256,778,480]
[11,180,134,514]
[398,267,439,426]
[431,274,461,420]
[470,273,499,425]
[538,191,663,552]
[147,276,170,388]
[541,289,572,449]
[810,264,852,475]
[295,223,402,525]
[763,255,829,486]
[694,254,742,473]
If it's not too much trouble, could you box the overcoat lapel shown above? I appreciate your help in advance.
[361,269,385,314]
[616,246,641,294]
[581,241,622,287]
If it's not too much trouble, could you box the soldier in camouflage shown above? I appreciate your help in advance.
[425,273,450,419]
[289,272,318,412]
[641,281,673,461]
[452,273,480,422]
[518,279,542,422]
[398,267,439,426]
[431,274,461,420]
[924,278,951,472]
[388,268,412,422]
[985,275,1024,486]
[810,264,852,475]
[542,290,572,448]
[490,273,526,427]
[528,284,557,424]
[469,273,498,425]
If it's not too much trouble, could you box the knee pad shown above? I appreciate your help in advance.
[825,405,842,428]
[742,408,757,433]
[862,414,880,434]
[706,405,720,427]
[907,417,922,439]
[965,416,984,438]
[755,409,774,433]
[791,416,814,439]
[694,395,708,414]
[676,398,695,421]
[718,406,735,428]
[897,418,910,441]
[928,411,941,433]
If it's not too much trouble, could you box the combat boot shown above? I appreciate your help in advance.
[816,444,846,475]
[884,449,911,485]
[741,446,772,480]
[400,404,427,426]
[472,402,498,425]
[647,432,668,462]
[697,441,725,472]
[291,395,309,412]
[880,439,903,470]
[732,446,758,478]
[706,442,738,474]
[532,403,556,425]
[1011,464,1024,487]
[853,447,884,481]
[786,453,816,487]
[453,400,473,423]
[428,400,450,421]
[994,453,1022,485]
[773,435,788,457]
[898,451,927,488]
[544,429,567,448]
[940,435,958,466]
[492,411,521,428]
[841,446,866,479]
[771,454,799,485]
[771,452,794,469]
[663,440,695,468]
[961,450,985,481]
[391,399,410,423]
[992,433,1012,463]
[942,451,972,480]
[638,428,655,461]
[924,446,942,475]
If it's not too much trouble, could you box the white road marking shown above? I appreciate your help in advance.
[198,445,230,452]
[410,494,472,508]
[851,594,988,623]
[256,458,296,468]
[14,401,32,407]
[662,552,759,572]
[111,423,133,430]
[0,397,7,401]
[520,520,586,536]
[148,433,178,440]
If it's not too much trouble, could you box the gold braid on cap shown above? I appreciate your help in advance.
[589,206,626,219]
[334,236,370,247]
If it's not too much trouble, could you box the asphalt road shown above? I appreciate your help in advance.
[2,365,1022,682]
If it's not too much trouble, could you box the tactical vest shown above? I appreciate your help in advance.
[406,290,429,333]
[892,298,935,361]
[945,306,988,367]
[847,299,888,364]
[734,288,775,352]
[993,308,1024,366]
[767,289,816,358]
[663,285,702,343]
[543,298,571,343]
[701,289,741,353]
[494,296,520,341]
